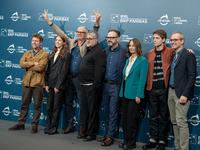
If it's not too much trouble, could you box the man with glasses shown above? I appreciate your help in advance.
[97,29,127,146]
[78,31,106,141]
[168,32,196,150]
[42,9,101,137]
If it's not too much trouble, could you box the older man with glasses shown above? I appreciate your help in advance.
[42,9,101,137]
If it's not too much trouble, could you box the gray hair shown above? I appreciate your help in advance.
[77,26,88,33]
[87,31,99,39]
[172,31,185,41]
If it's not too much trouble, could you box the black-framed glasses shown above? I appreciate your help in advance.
[170,38,181,42]
[86,38,96,41]
[76,31,86,34]
[106,37,117,40]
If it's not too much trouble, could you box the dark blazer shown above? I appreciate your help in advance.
[172,48,196,100]
[45,51,71,90]
[119,56,148,99]
[104,44,127,92]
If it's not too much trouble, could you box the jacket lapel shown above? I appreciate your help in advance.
[127,57,141,78]
[175,48,187,68]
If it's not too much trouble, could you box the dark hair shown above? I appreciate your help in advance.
[108,29,120,37]
[126,38,143,57]
[152,30,167,41]
[49,35,68,60]
[32,33,43,42]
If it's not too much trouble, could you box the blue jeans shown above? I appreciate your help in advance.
[102,82,120,138]
[65,75,83,127]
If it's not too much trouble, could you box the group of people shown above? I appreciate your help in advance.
[8,9,196,150]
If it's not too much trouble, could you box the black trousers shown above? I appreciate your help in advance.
[45,87,64,133]
[81,85,100,136]
[148,88,170,143]
[122,97,140,146]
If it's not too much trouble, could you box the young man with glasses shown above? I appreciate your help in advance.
[97,29,127,146]
[42,9,101,137]
[78,31,106,141]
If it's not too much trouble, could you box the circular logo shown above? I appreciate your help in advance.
[158,14,171,26]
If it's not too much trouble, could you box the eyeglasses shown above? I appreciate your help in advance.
[106,37,117,40]
[86,38,96,41]
[170,39,181,42]
[76,31,86,34]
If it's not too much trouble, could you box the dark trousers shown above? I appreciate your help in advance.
[148,88,170,143]
[122,97,140,146]
[81,85,100,136]
[102,82,120,138]
[65,75,83,127]
[18,86,44,127]
[45,87,64,132]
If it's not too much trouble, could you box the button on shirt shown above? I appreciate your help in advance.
[169,48,184,86]
[69,44,83,74]
[104,46,119,82]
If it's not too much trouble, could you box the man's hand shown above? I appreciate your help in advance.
[54,88,59,93]
[179,95,188,104]
[135,97,141,104]
[45,86,49,93]
[187,49,194,54]
[34,62,39,66]
[93,8,101,27]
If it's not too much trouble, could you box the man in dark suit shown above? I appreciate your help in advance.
[96,29,127,146]
[78,31,106,141]
[168,31,196,150]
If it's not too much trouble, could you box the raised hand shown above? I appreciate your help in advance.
[42,9,52,25]
[93,8,101,27]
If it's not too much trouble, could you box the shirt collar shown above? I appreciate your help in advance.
[109,45,119,52]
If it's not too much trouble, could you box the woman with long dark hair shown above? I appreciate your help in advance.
[119,38,148,149]
[44,35,71,134]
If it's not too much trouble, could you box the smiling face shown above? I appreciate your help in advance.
[106,31,119,49]
[128,41,136,55]
[55,36,64,49]
[76,28,87,41]
[170,33,184,51]
[31,37,42,51]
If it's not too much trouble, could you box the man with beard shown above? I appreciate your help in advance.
[97,29,127,146]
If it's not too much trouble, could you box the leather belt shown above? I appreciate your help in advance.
[169,86,175,89]
[69,74,79,78]
[105,80,118,84]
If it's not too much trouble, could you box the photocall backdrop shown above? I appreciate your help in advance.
[0,0,200,149]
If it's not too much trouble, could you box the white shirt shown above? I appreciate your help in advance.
[54,51,60,63]
[125,56,137,80]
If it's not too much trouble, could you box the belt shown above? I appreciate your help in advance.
[169,86,174,89]
[69,74,78,78]
[105,80,118,84]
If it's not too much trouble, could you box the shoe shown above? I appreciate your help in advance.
[142,142,157,149]
[78,127,83,135]
[97,134,107,142]
[48,130,59,135]
[31,126,38,134]
[156,144,165,150]
[119,142,126,148]
[77,134,87,139]
[62,127,74,134]
[83,135,96,141]
[8,124,25,131]
[123,144,136,150]
[101,137,114,146]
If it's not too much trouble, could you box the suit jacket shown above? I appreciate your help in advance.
[104,44,127,92]
[51,24,99,57]
[20,49,49,88]
[45,51,71,90]
[119,56,148,99]
[172,48,196,100]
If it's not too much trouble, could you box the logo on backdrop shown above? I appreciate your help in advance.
[0,90,2,98]
[38,13,69,21]
[73,116,78,126]
[38,29,57,38]
[195,76,200,87]
[77,13,88,23]
[0,59,5,67]
[121,35,134,42]
[198,16,200,26]
[188,114,200,126]
[158,14,171,26]
[110,14,147,24]
[100,121,106,130]
[191,95,200,105]
[0,28,28,37]
[42,47,52,55]
[73,100,80,108]
[195,38,200,47]
[0,15,4,20]
[38,29,45,37]
[2,106,11,116]
[7,44,16,53]
[190,134,197,145]
[10,12,31,21]
[1,28,7,36]
[143,34,153,44]
[66,31,74,39]
[5,75,22,85]
[12,109,20,117]
[29,111,47,120]
[0,59,20,68]
[158,14,187,26]
[2,91,22,100]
